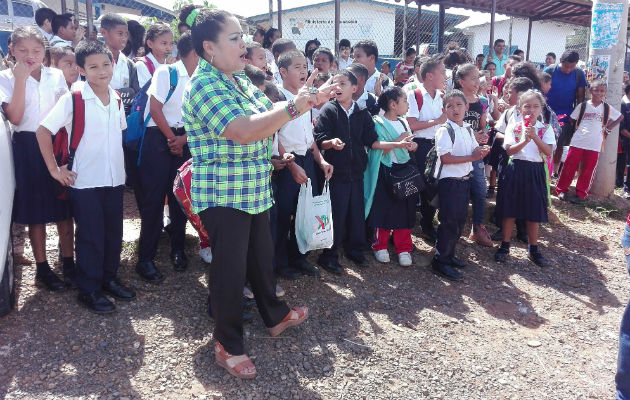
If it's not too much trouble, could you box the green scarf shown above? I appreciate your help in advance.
[364,116,412,218]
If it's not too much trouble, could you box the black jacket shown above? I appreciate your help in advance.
[314,99,378,182]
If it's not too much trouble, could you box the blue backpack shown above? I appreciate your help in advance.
[125,65,178,165]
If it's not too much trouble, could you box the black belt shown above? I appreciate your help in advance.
[172,127,186,136]
[448,172,472,181]
[291,148,314,158]
[414,137,434,143]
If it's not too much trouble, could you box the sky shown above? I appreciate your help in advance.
[148,0,508,27]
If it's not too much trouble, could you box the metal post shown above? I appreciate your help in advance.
[61,0,67,14]
[508,17,513,52]
[73,0,78,17]
[268,0,273,28]
[526,18,533,61]
[590,0,629,197]
[277,0,282,36]
[488,0,496,61]
[334,0,340,56]
[416,1,422,49]
[403,0,408,56]
[86,0,93,38]
[437,4,445,53]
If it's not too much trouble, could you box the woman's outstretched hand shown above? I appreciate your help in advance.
[294,69,340,114]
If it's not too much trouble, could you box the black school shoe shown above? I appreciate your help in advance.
[170,250,188,272]
[135,261,165,284]
[346,254,369,268]
[102,279,136,300]
[293,259,321,276]
[277,267,303,280]
[431,262,463,281]
[528,251,548,268]
[35,267,66,292]
[495,247,509,262]
[318,259,344,275]
[450,256,467,269]
[78,291,116,314]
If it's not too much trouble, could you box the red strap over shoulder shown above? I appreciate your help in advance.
[144,56,156,75]
[70,91,85,150]
[414,88,423,113]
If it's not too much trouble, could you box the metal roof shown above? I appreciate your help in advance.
[407,0,600,27]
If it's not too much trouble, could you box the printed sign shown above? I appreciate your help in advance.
[587,54,611,84]
[590,3,624,50]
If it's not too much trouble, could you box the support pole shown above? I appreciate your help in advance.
[488,0,496,61]
[86,0,93,36]
[403,0,408,56]
[508,17,513,52]
[590,0,629,198]
[73,0,79,17]
[277,0,282,36]
[437,4,445,53]
[416,1,422,49]
[335,0,340,56]
[526,18,533,61]
[61,0,67,14]
[268,0,273,28]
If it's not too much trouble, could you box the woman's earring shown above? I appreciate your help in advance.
[210,55,214,64]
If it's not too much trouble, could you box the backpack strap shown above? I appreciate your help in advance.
[143,56,156,75]
[67,91,85,171]
[435,123,456,181]
[414,88,424,114]
[164,65,179,104]
[576,101,588,129]
[603,102,610,126]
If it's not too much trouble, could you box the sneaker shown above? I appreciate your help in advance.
[486,186,495,199]
[199,246,213,263]
[398,252,412,267]
[275,284,285,297]
[470,225,494,247]
[374,249,390,263]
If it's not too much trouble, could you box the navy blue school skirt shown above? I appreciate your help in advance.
[367,163,418,230]
[500,159,548,223]
[12,131,71,225]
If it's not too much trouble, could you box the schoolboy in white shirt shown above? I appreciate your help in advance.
[433,90,489,282]
[36,40,135,314]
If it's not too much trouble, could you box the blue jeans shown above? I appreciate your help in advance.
[470,159,487,226]
[617,225,630,400]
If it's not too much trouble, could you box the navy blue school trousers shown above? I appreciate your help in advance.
[413,138,438,233]
[69,185,124,295]
[135,127,190,262]
[318,180,366,262]
[274,151,318,272]
[435,177,470,265]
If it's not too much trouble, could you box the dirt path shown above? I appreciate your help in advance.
[0,190,628,399]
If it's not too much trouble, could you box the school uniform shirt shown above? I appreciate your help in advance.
[337,57,353,71]
[37,27,53,42]
[0,66,68,132]
[278,87,314,156]
[494,106,519,134]
[265,48,274,67]
[136,52,163,88]
[435,120,478,179]
[405,84,443,139]
[271,61,283,85]
[145,61,190,128]
[503,119,555,162]
[110,51,131,90]
[49,35,72,48]
[569,100,621,152]
[40,83,126,189]
[365,69,391,94]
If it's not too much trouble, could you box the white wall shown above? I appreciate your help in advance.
[464,19,576,64]
[265,0,397,56]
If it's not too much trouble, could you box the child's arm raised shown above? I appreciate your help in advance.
[526,125,553,157]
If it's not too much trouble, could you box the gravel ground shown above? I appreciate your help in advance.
[0,188,628,399]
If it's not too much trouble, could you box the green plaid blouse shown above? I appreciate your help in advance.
[183,58,274,214]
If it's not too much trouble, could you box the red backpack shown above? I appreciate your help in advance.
[135,56,156,75]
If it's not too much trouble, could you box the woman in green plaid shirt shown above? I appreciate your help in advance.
[183,8,338,379]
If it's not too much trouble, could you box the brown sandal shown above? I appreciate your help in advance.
[268,306,309,337]
[214,342,257,379]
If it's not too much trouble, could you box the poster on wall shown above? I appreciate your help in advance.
[590,3,623,50]
[587,54,610,84]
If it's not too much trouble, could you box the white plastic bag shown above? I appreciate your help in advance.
[295,179,334,254]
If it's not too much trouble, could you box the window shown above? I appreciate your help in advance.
[0,0,8,16]
[12,1,33,18]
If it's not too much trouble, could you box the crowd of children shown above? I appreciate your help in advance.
[2,6,626,314]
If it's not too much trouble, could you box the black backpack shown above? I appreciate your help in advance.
[424,123,473,184]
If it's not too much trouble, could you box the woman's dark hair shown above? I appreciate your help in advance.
[512,61,541,90]
[263,27,279,49]
[123,20,145,57]
[304,38,321,59]
[177,31,194,58]
[484,61,496,70]
[75,40,113,68]
[453,63,478,90]
[179,4,201,28]
[444,89,467,105]
[443,50,463,69]
[377,86,405,111]
[144,23,172,55]
[560,50,580,64]
[313,47,334,63]
[337,69,357,85]
[405,47,417,57]
[191,8,233,57]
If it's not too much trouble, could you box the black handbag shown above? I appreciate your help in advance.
[388,161,425,199]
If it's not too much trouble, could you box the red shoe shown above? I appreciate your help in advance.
[214,342,256,379]
[268,306,309,337]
